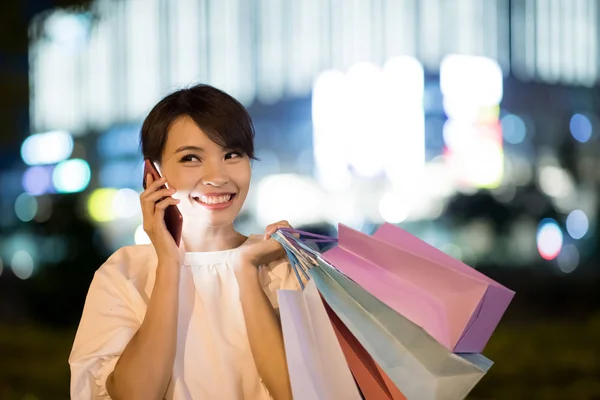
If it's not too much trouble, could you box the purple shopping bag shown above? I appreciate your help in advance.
[321,223,514,353]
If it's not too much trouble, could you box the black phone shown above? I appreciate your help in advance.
[143,159,183,246]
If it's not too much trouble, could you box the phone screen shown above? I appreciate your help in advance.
[143,159,183,246]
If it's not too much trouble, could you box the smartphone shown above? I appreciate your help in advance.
[143,159,183,246]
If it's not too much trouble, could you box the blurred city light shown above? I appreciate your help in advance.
[556,244,580,274]
[41,236,69,264]
[538,166,575,199]
[255,174,324,227]
[34,195,53,222]
[443,120,504,188]
[22,166,54,196]
[440,55,503,113]
[312,69,352,192]
[14,193,38,222]
[52,159,91,193]
[21,130,74,165]
[440,55,504,189]
[378,192,410,224]
[99,160,144,189]
[439,243,463,261]
[312,57,425,192]
[134,224,151,245]
[566,210,589,240]
[569,114,592,143]
[98,125,142,158]
[501,114,527,144]
[45,11,90,49]
[537,219,563,261]
[381,56,425,189]
[87,188,118,222]
[11,250,35,280]
[252,149,282,178]
[113,188,141,219]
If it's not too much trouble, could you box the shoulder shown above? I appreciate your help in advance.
[96,244,157,282]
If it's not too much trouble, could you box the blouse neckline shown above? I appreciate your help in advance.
[182,236,256,266]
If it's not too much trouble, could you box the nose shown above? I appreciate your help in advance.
[201,160,228,187]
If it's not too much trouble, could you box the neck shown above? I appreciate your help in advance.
[181,222,247,252]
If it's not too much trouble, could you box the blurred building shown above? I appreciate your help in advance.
[0,0,599,282]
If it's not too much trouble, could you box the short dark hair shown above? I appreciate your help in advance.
[140,84,256,163]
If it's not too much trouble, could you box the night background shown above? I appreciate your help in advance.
[0,0,599,399]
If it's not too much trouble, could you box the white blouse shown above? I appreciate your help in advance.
[69,235,302,399]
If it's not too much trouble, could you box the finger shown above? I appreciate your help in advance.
[141,176,168,198]
[265,220,293,239]
[144,173,153,189]
[155,196,180,211]
[153,197,181,225]
[143,187,177,205]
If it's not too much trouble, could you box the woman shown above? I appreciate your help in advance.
[69,84,298,399]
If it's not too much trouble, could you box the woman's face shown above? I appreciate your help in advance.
[157,115,251,228]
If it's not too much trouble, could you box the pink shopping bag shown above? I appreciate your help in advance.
[321,223,514,352]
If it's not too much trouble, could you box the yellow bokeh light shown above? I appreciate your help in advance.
[87,188,118,222]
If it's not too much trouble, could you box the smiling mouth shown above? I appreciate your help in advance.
[192,194,236,205]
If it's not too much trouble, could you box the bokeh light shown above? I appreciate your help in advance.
[41,236,69,264]
[34,195,53,222]
[538,166,575,198]
[569,114,592,143]
[566,210,589,240]
[557,244,580,274]
[87,188,118,222]
[21,130,74,165]
[22,166,53,196]
[99,160,145,189]
[501,114,527,144]
[378,192,410,223]
[440,54,503,111]
[134,224,151,245]
[11,250,34,280]
[14,193,38,222]
[439,243,463,261]
[255,174,324,227]
[113,188,141,219]
[45,11,90,49]
[52,158,91,193]
[536,219,563,260]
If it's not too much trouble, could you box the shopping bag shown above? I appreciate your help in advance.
[276,230,407,399]
[308,259,493,400]
[277,279,362,400]
[320,223,515,352]
[323,298,407,400]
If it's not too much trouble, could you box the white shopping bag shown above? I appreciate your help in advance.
[278,280,362,400]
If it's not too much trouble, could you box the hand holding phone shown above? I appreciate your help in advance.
[141,160,183,252]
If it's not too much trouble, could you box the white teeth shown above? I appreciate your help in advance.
[198,195,232,204]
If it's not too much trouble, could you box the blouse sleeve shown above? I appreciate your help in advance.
[258,256,306,313]
[68,250,146,399]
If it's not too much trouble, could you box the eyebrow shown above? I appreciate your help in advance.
[175,145,205,153]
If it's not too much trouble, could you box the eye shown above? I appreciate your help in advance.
[180,154,201,163]
[224,151,242,160]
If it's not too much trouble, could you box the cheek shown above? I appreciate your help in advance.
[163,166,197,191]
[233,165,251,194]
